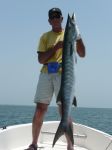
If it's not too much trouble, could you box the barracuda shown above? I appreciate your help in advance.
[52,13,79,147]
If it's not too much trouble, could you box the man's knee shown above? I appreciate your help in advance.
[33,103,48,122]
[36,103,48,113]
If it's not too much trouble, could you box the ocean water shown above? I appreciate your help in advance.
[0,105,112,135]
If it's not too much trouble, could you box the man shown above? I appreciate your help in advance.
[26,8,85,150]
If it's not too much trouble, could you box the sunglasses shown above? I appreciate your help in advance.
[49,14,61,20]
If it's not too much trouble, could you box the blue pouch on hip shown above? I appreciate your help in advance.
[47,62,60,73]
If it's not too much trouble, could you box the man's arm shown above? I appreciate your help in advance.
[38,41,63,64]
[76,38,85,57]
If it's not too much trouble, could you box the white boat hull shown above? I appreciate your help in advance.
[0,121,112,150]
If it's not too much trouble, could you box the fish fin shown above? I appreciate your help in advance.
[52,122,64,147]
[56,89,61,104]
[52,121,74,147]
[72,96,77,107]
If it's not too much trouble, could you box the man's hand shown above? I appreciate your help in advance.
[38,41,63,64]
[76,39,85,57]
[53,41,63,52]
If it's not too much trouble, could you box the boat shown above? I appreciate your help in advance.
[0,121,112,150]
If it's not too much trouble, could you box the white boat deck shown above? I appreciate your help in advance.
[0,121,112,150]
[15,142,88,150]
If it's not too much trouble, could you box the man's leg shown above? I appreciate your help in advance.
[32,103,48,145]
[25,103,48,150]
[25,73,53,149]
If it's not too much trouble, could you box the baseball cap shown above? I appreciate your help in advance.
[48,8,62,19]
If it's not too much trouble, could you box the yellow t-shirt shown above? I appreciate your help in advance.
[37,30,64,73]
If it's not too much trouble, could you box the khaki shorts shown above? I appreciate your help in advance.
[34,73,61,104]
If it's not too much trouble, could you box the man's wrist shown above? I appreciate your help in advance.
[77,34,81,40]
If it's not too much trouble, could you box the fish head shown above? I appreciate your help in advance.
[66,13,78,42]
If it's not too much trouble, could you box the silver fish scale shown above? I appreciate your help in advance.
[62,57,74,89]
[61,51,75,122]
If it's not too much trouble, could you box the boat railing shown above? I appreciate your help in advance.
[41,131,87,139]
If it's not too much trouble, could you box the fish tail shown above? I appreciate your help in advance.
[52,121,74,147]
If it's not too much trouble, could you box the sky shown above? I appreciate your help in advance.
[0,0,112,108]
